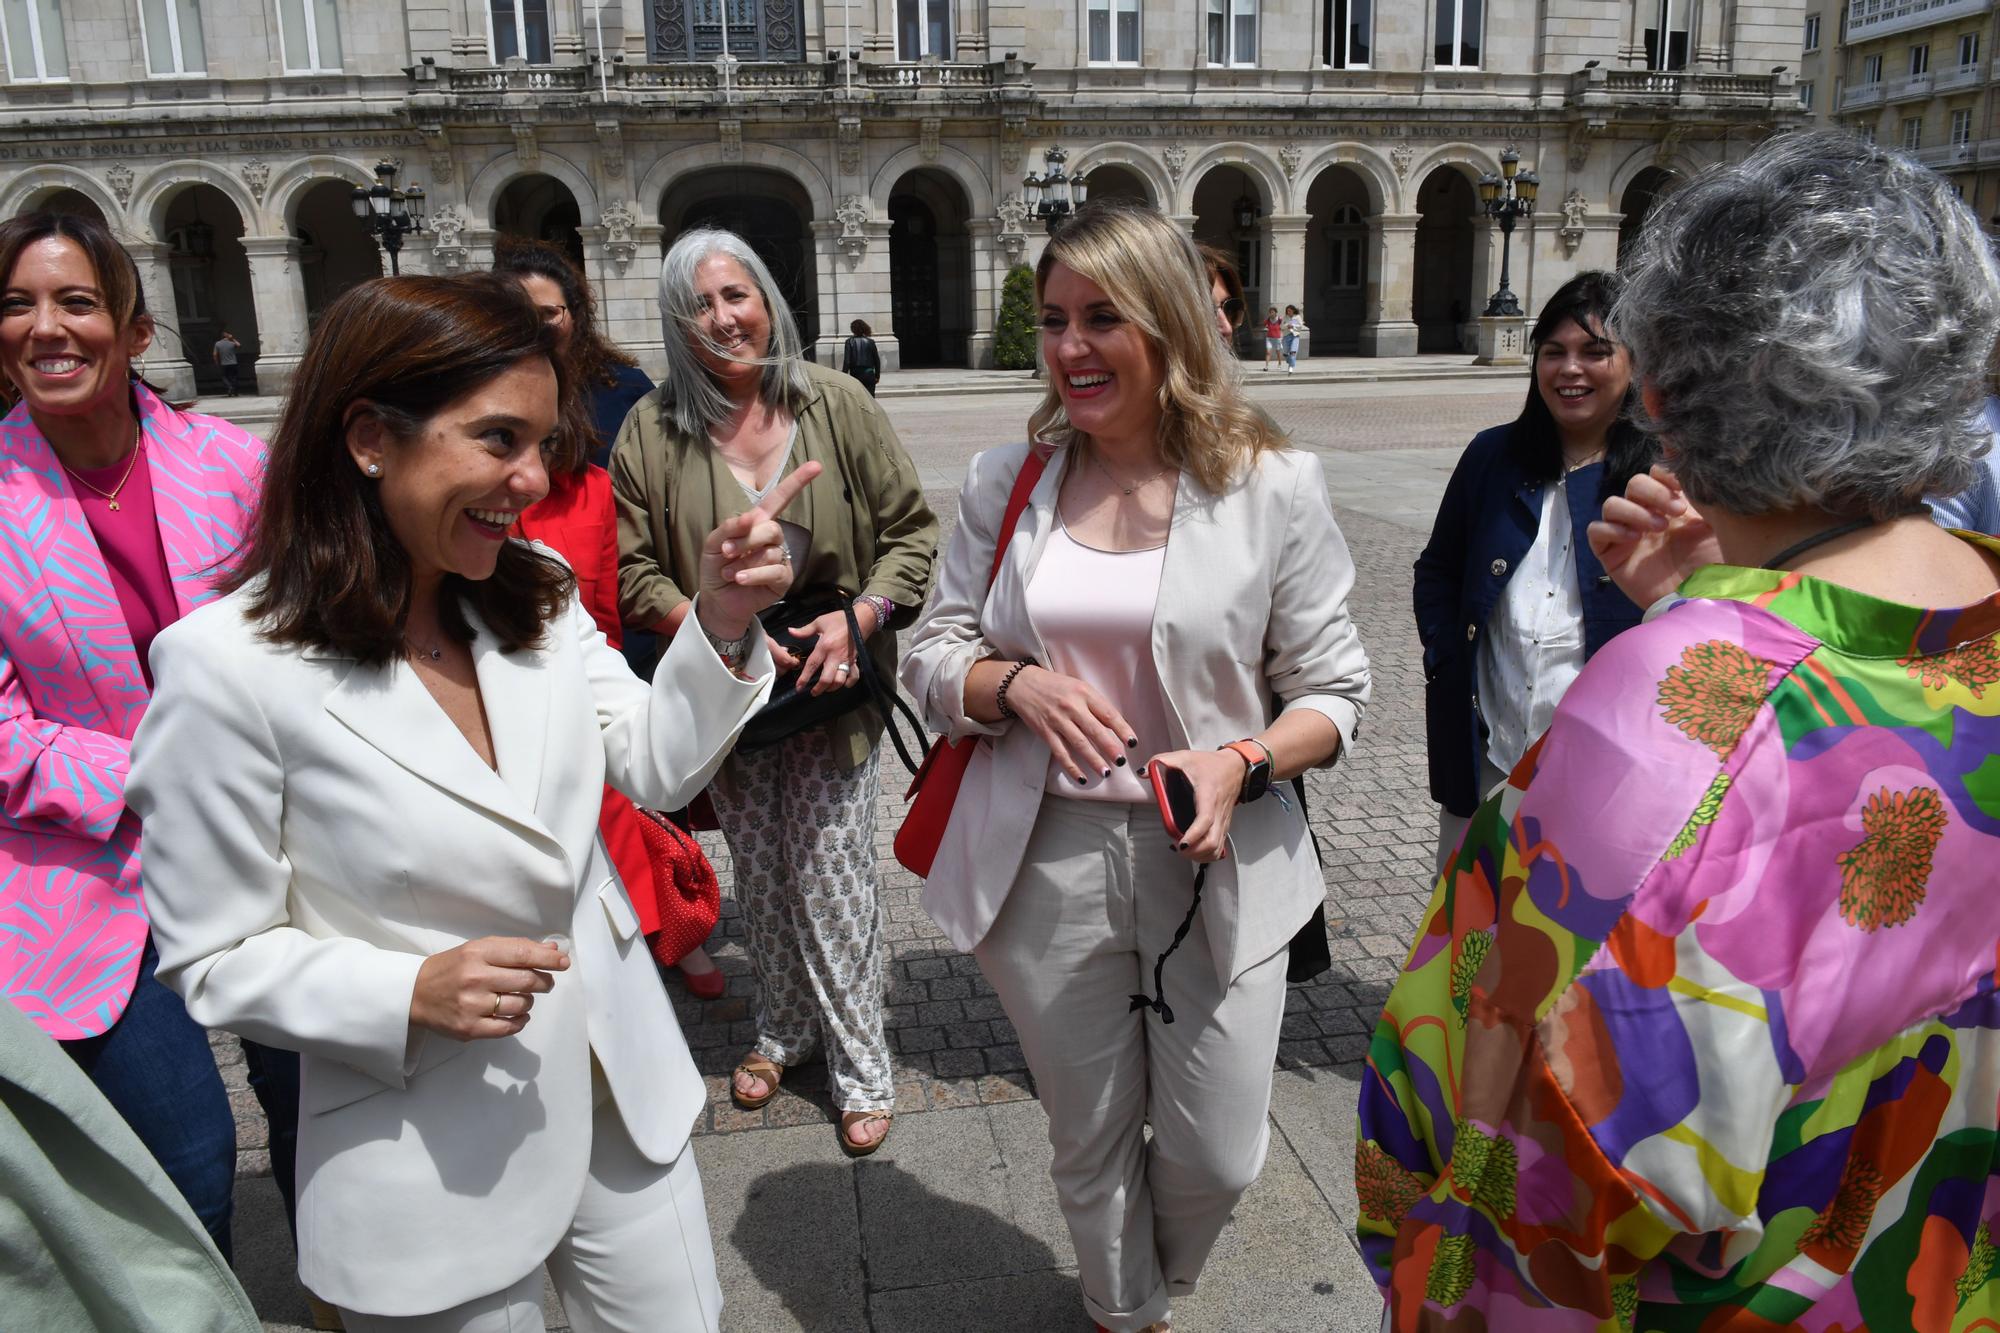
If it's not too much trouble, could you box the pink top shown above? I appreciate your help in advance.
[1024,516,1174,803]
[68,445,179,685]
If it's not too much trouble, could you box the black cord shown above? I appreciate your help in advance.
[1129,865,1205,1025]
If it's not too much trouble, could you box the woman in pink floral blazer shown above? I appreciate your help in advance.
[0,211,267,1258]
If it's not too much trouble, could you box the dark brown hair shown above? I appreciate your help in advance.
[850,319,872,337]
[226,273,574,665]
[0,210,149,332]
[491,236,634,391]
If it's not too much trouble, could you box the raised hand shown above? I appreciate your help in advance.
[409,936,569,1041]
[1587,465,1722,608]
[697,461,823,638]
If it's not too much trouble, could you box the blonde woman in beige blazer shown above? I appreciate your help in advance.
[127,276,812,1332]
[901,203,1371,1333]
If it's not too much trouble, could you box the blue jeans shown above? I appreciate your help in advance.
[61,937,300,1262]
[1281,334,1299,368]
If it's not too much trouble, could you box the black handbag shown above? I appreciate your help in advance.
[735,589,926,775]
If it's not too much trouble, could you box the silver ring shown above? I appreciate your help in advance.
[835,663,851,674]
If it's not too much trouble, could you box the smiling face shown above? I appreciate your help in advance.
[1535,315,1634,450]
[346,356,558,590]
[517,273,574,359]
[688,253,771,385]
[1040,261,1165,452]
[0,236,152,425]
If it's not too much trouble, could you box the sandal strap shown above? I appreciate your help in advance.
[735,1054,782,1077]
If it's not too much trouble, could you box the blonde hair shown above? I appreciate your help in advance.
[1029,202,1285,494]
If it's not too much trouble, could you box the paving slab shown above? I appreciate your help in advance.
[698,1125,868,1333]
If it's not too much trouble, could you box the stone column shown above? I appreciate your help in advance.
[1265,213,1310,362]
[1357,213,1418,357]
[966,218,1000,369]
[812,219,898,370]
[586,220,666,376]
[126,238,196,399]
[239,235,310,394]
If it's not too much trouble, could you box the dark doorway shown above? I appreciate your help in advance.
[888,169,972,368]
[495,174,585,270]
[1413,168,1476,354]
[1618,167,1680,267]
[662,169,818,349]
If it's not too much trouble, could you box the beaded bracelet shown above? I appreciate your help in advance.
[995,658,1037,720]
[857,593,896,633]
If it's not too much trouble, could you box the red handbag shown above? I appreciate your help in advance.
[633,806,723,968]
[893,446,1051,877]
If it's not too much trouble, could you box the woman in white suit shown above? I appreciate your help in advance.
[127,274,815,1332]
[901,202,1372,1333]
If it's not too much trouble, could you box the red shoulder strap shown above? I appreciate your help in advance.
[984,446,1052,588]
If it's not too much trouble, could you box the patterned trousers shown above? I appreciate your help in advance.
[708,727,894,1112]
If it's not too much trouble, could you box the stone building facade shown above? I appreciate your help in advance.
[2,0,1805,394]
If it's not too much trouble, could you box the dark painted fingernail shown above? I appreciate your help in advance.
[1127,737,1139,748]
[1075,774,1089,786]
[1114,756,1127,767]
[1102,768,1111,778]
[1177,840,1189,851]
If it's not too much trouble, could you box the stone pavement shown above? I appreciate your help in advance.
[215,381,1517,1331]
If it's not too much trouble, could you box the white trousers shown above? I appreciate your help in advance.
[336,1096,722,1333]
[975,796,1291,1333]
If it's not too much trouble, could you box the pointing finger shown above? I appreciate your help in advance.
[746,461,823,524]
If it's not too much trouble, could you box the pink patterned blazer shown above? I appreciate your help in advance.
[0,385,263,1039]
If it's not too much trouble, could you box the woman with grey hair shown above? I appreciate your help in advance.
[611,229,938,1156]
[1360,130,2000,1323]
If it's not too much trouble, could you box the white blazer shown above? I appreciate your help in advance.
[901,443,1372,986]
[128,579,773,1319]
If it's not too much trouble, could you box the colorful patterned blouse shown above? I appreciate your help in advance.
[1359,535,2000,1329]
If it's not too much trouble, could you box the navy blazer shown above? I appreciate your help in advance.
[1412,424,1644,816]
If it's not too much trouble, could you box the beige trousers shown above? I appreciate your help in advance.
[974,796,1291,1333]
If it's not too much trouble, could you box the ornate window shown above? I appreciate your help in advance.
[653,0,803,62]
[1088,0,1139,63]
[489,0,551,62]
[1643,0,1689,71]
[1206,0,1255,66]
[140,0,205,74]
[275,0,341,71]
[1,0,68,80]
[896,0,950,59]
[1325,0,1370,66]
[1433,0,1480,68]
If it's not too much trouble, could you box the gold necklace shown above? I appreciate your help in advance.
[1091,449,1171,497]
[61,423,143,512]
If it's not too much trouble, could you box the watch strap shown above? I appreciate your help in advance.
[1221,739,1273,804]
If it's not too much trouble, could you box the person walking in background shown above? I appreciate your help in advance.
[0,212,284,1265]
[1412,271,1654,873]
[903,202,1371,1333]
[497,241,727,1001]
[212,329,241,396]
[131,272,800,1331]
[613,228,938,1157]
[842,319,882,396]
[1280,304,1305,372]
[1361,129,2000,1326]
[1262,305,1282,370]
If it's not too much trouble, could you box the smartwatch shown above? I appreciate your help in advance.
[1221,739,1274,805]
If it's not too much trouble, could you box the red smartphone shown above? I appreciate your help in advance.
[1149,762,1198,841]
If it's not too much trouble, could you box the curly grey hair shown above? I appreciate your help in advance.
[1612,130,2000,520]
[654,227,812,439]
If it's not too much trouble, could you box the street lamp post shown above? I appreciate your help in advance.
[1476,148,1539,318]
[1022,146,1091,234]
[350,159,427,277]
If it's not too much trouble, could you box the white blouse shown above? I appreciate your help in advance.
[1475,475,1587,777]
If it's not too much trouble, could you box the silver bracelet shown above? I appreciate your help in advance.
[857,593,895,632]
[699,617,754,671]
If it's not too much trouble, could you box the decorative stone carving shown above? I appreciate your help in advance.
[1558,189,1587,257]
[242,159,270,205]
[919,118,941,163]
[1390,142,1414,180]
[996,192,1028,263]
[835,195,869,264]
[512,124,540,170]
[1278,144,1302,181]
[419,121,455,185]
[600,199,639,273]
[1567,125,1594,175]
[1164,143,1187,184]
[837,115,862,175]
[596,120,624,178]
[428,205,470,271]
[720,119,742,163]
[106,164,134,208]
[1000,111,1026,172]
[1655,125,1685,168]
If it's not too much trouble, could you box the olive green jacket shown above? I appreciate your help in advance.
[611,360,939,770]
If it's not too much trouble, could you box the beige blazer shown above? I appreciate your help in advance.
[127,578,773,1319]
[901,442,1372,985]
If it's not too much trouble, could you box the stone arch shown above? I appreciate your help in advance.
[0,167,125,229]
[1609,144,1698,204]
[1178,144,1290,215]
[465,149,601,228]
[1403,143,1506,191]
[266,155,377,231]
[1297,147,1398,216]
[131,161,264,240]
[868,143,993,219]
[1069,144,1174,208]
[636,140,833,224]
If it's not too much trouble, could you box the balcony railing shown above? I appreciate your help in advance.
[1885,71,1935,101]
[415,54,1026,103]
[1933,62,1984,91]
[1846,0,1991,43]
[442,64,590,93]
[1840,80,1887,109]
[1567,67,1789,109]
[1914,136,1993,166]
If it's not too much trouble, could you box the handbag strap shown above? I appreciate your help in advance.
[841,596,931,777]
[987,446,1052,587]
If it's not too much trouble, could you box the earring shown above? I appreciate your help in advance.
[132,355,148,380]
[366,463,382,476]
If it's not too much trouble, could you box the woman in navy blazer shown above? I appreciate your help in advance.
[1413,272,1654,869]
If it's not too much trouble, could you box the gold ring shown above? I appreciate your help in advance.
[491,994,504,1018]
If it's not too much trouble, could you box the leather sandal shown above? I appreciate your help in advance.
[838,1109,893,1158]
[731,1053,783,1110]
